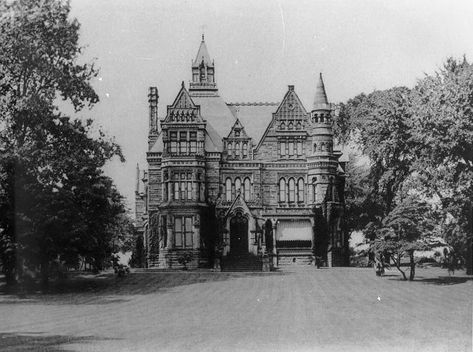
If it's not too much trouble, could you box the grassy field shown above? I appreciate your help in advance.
[0,266,471,352]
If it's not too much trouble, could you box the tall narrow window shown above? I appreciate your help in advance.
[190,132,197,153]
[228,142,233,157]
[200,183,205,201]
[235,142,240,158]
[288,142,294,156]
[288,178,295,203]
[297,141,303,156]
[225,178,232,201]
[280,142,286,157]
[298,178,304,203]
[244,177,251,201]
[312,177,317,203]
[242,143,248,158]
[170,131,177,153]
[185,217,193,247]
[174,182,179,200]
[279,178,286,202]
[174,217,182,247]
[187,181,192,200]
[179,131,187,154]
[235,178,241,194]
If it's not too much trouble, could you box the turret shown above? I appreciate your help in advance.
[308,73,336,205]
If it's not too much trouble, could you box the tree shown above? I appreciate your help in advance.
[339,87,414,216]
[0,0,127,286]
[372,197,435,280]
[409,57,473,263]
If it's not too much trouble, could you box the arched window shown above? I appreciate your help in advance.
[296,122,302,130]
[313,143,317,152]
[227,142,233,157]
[242,143,248,158]
[244,177,251,201]
[312,177,317,203]
[225,178,232,201]
[288,178,295,202]
[235,178,242,195]
[288,122,293,130]
[235,142,240,158]
[279,178,286,202]
[280,122,286,130]
[298,178,304,203]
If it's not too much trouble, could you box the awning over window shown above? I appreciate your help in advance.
[276,220,312,241]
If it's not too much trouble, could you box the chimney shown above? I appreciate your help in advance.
[148,87,159,133]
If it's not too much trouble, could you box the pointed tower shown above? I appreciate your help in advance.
[307,73,337,205]
[189,35,217,96]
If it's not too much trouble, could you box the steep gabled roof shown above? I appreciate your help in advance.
[205,122,223,152]
[191,95,236,140]
[226,102,278,145]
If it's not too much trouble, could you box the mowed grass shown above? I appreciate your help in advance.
[0,267,471,352]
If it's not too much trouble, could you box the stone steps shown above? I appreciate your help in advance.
[222,256,262,272]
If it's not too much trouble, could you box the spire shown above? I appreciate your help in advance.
[192,35,213,67]
[313,73,329,107]
[190,35,217,94]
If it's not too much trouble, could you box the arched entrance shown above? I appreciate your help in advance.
[229,212,248,256]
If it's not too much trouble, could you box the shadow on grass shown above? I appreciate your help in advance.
[0,332,117,351]
[0,270,288,305]
[416,276,473,286]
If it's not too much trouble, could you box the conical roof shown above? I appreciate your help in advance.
[313,73,329,107]
[192,34,213,67]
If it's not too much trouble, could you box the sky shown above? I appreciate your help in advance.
[67,0,473,212]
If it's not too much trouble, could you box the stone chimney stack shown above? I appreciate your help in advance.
[148,87,159,149]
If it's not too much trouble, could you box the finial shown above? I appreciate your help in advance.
[181,81,185,88]
[202,33,204,41]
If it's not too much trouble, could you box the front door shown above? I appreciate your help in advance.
[230,213,248,256]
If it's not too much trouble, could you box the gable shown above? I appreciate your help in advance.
[255,86,308,152]
[163,83,203,124]
[227,119,249,139]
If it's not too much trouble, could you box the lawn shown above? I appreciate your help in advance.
[0,267,471,352]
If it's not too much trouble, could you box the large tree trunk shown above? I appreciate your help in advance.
[392,254,407,280]
[409,251,415,281]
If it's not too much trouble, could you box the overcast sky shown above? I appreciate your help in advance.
[68,0,473,212]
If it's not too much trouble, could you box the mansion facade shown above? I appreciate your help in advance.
[135,37,348,269]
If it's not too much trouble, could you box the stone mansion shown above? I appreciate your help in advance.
[135,36,348,269]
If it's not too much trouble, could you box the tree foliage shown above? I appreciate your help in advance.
[335,57,473,274]
[0,0,129,286]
